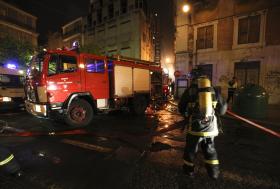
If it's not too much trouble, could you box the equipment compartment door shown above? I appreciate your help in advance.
[83,55,109,99]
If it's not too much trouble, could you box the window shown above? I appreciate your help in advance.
[197,64,213,81]
[99,0,103,6]
[235,61,260,85]
[0,8,6,16]
[107,60,113,72]
[60,55,77,73]
[86,59,105,73]
[108,1,114,19]
[197,25,214,49]
[120,0,128,14]
[26,17,33,27]
[238,15,261,44]
[97,9,102,24]
[48,55,77,75]
[48,55,58,75]
[135,0,139,8]
[0,74,11,83]
[0,74,24,87]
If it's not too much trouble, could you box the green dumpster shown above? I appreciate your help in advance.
[232,84,269,119]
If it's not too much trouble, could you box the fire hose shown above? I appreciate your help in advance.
[226,110,280,138]
[0,110,279,139]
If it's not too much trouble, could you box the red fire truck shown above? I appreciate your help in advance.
[25,48,162,127]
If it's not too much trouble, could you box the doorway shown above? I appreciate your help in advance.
[197,64,213,81]
[234,61,260,86]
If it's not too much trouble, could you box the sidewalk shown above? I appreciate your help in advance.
[252,105,280,126]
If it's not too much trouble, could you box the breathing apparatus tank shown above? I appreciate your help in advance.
[197,76,214,118]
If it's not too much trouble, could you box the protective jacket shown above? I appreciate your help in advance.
[178,77,226,136]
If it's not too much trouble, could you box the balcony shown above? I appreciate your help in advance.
[0,15,36,32]
[63,28,82,39]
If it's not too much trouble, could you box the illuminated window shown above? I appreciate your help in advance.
[61,56,77,72]
[197,25,213,49]
[86,59,105,73]
[238,15,261,44]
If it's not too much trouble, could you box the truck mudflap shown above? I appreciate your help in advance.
[25,100,47,117]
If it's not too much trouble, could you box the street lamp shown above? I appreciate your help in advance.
[182,4,190,13]
[165,57,171,64]
[181,3,197,67]
[163,68,169,75]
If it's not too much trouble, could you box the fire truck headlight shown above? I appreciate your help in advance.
[79,64,85,69]
[35,105,41,112]
[0,97,12,102]
[47,84,57,91]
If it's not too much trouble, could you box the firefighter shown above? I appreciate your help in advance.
[0,146,22,177]
[178,68,227,180]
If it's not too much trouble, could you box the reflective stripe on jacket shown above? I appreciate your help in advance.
[0,154,14,166]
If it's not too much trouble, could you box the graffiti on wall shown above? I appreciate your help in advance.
[265,71,280,93]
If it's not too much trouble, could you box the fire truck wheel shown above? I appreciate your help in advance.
[65,99,93,127]
[131,95,147,115]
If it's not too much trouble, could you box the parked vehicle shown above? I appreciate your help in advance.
[25,48,162,127]
[0,65,25,110]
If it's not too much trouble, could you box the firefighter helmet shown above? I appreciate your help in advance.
[189,67,205,80]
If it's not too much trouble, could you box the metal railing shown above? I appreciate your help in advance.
[0,15,36,32]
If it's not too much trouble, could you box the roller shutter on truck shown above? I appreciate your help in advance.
[133,68,150,92]
[114,65,133,97]
[114,65,150,97]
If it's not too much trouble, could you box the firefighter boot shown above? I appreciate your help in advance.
[0,147,22,177]
[206,165,220,180]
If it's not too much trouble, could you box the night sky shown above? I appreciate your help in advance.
[4,0,174,61]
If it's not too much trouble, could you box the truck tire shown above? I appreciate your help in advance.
[131,95,147,115]
[65,99,93,127]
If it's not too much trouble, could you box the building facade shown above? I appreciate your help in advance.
[62,17,86,48]
[86,0,155,61]
[175,0,280,104]
[0,0,38,47]
[47,31,63,50]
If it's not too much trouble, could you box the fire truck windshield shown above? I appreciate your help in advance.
[0,74,24,88]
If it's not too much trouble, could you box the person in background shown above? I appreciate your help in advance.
[227,77,237,104]
[170,81,175,96]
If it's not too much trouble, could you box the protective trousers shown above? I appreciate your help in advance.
[0,146,20,175]
[183,134,220,179]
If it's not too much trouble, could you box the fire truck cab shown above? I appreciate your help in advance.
[25,49,162,127]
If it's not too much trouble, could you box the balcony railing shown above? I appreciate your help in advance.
[0,15,36,32]
[63,28,82,39]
